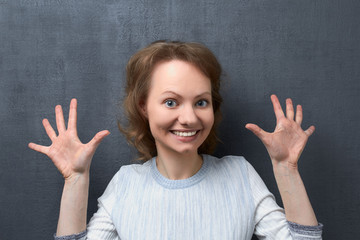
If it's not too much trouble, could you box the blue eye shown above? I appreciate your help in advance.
[196,100,208,107]
[164,99,177,108]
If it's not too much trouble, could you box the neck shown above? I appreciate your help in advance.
[156,150,203,180]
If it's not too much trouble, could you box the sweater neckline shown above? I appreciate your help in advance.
[151,154,210,189]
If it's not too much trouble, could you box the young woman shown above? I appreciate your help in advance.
[29,41,323,239]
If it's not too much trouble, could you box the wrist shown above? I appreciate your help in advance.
[272,160,299,177]
[64,172,90,186]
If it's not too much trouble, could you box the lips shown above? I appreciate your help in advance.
[170,130,199,137]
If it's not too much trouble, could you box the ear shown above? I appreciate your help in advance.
[139,100,148,118]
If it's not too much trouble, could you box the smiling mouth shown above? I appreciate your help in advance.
[171,130,199,137]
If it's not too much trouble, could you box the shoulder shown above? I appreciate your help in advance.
[204,155,257,213]
[203,154,255,183]
[205,154,250,173]
[97,159,153,209]
[111,159,153,186]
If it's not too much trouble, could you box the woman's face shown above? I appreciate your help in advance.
[143,60,214,157]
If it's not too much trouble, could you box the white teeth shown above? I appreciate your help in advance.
[173,131,197,137]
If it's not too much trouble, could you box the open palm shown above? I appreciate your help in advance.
[28,99,110,179]
[246,95,314,168]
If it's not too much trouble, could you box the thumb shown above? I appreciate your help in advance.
[245,123,267,141]
[88,130,110,150]
[304,125,315,137]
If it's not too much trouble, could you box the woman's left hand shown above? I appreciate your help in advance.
[245,94,315,170]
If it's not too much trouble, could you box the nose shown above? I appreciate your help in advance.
[178,104,198,126]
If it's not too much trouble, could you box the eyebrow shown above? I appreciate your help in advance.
[161,90,212,98]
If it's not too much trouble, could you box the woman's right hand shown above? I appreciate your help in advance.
[28,98,110,180]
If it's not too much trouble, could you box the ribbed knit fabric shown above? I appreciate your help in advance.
[55,155,323,240]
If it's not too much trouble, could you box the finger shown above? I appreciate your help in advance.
[68,98,77,132]
[42,118,57,141]
[286,98,294,120]
[270,94,285,123]
[295,105,303,125]
[55,105,66,133]
[28,142,49,155]
[88,130,110,149]
[304,125,315,137]
[245,123,268,141]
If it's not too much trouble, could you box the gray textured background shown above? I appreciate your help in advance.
[1,0,359,239]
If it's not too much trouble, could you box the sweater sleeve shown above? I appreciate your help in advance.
[54,170,122,240]
[245,161,323,239]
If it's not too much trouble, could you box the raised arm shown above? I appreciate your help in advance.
[245,94,318,226]
[28,99,110,236]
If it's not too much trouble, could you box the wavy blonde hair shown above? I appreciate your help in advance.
[119,40,223,161]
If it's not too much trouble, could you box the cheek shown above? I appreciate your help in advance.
[147,109,174,131]
[201,110,215,130]
[208,114,215,129]
[150,117,172,130]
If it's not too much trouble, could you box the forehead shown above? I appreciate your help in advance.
[149,60,211,93]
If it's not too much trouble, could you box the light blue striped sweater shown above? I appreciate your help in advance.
[55,155,323,239]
